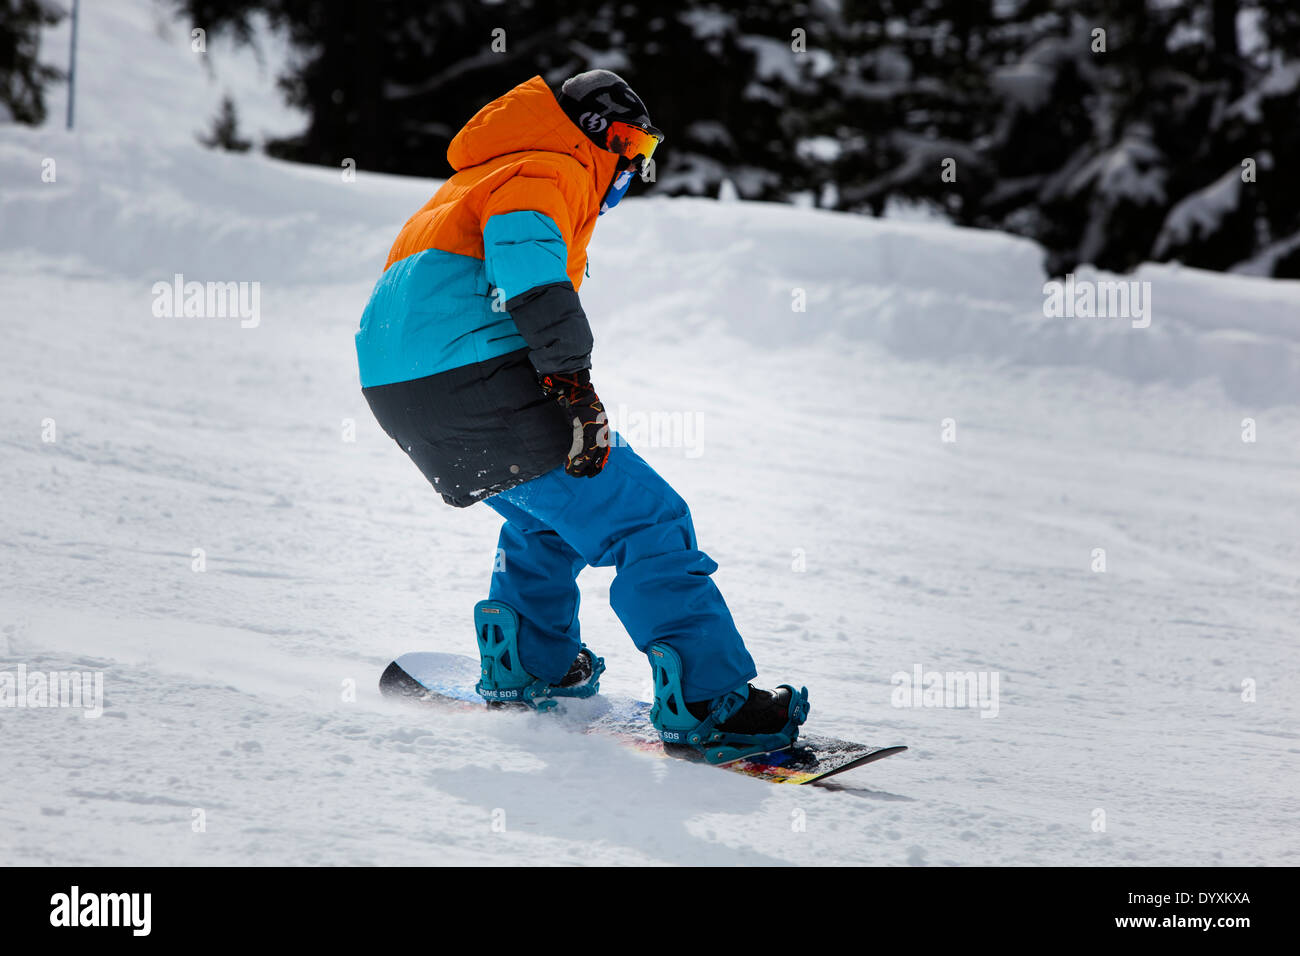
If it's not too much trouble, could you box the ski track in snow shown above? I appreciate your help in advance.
[2,0,1299,866]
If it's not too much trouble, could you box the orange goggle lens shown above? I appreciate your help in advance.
[605,120,663,166]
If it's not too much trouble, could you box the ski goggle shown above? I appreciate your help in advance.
[604,120,663,169]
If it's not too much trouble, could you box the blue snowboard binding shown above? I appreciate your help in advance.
[647,641,810,765]
[473,600,604,711]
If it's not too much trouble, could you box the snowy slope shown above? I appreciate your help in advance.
[37,0,306,145]
[2,0,1298,866]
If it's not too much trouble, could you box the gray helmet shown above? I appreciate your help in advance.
[557,69,655,147]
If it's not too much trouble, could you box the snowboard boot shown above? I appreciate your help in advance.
[646,641,809,764]
[473,600,604,711]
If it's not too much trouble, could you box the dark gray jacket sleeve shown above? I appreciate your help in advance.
[505,281,594,374]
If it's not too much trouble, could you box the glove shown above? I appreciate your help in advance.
[538,368,610,478]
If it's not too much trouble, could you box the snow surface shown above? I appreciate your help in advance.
[1,0,1298,866]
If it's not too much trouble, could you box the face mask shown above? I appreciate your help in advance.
[600,162,639,216]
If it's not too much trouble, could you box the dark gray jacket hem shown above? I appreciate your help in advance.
[362,348,570,508]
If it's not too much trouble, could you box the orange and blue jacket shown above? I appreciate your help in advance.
[355,75,620,389]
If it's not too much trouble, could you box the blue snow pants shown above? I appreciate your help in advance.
[484,438,757,703]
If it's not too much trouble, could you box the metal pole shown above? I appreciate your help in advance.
[66,0,79,130]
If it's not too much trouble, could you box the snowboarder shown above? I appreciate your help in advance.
[355,70,807,762]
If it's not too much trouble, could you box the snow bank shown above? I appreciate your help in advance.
[8,0,1295,407]
[3,128,1296,405]
[0,129,433,283]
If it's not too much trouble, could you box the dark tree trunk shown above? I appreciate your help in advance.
[1212,0,1243,95]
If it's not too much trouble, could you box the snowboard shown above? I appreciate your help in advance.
[379,652,906,786]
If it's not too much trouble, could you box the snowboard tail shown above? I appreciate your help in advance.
[379,653,906,786]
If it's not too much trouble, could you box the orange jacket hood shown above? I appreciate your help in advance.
[447,75,620,203]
